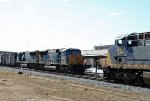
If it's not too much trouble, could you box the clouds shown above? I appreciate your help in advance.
[91,7,97,10]
[108,12,119,16]
[108,10,127,16]
[64,0,69,2]
[0,0,149,52]
[21,4,36,18]
[82,14,89,18]
[0,0,47,3]
[0,0,14,3]
[63,0,71,8]
[32,0,47,2]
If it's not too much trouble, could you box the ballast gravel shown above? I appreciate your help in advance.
[0,66,150,94]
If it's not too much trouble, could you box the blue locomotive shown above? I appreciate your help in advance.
[101,32,150,85]
[17,48,85,74]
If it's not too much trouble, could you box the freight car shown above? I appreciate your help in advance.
[0,51,18,66]
[17,48,85,74]
[101,32,150,85]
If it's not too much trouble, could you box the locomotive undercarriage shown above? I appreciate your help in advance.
[103,67,143,85]
[50,64,84,74]
[20,63,84,74]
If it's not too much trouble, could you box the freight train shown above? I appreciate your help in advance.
[0,48,85,74]
[101,32,150,85]
[1,32,150,86]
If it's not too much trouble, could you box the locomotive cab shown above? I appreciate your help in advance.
[60,48,84,74]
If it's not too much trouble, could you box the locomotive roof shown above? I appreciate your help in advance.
[116,31,150,40]
[61,48,80,51]
[0,51,17,53]
[116,34,128,40]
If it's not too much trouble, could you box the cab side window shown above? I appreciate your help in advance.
[127,40,137,47]
[145,34,150,40]
[127,35,137,47]
[139,33,144,39]
[116,40,123,45]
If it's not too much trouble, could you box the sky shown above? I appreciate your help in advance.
[0,0,150,52]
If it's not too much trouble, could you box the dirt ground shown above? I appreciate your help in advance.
[0,70,149,101]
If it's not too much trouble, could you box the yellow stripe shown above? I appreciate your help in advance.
[107,63,150,70]
[106,51,112,66]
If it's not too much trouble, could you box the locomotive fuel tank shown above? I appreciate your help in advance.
[44,65,57,71]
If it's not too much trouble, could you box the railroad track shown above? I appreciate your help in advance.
[1,66,106,82]
[0,66,150,91]
[26,68,104,81]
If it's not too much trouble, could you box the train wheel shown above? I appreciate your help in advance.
[103,68,112,80]
[120,73,130,84]
[116,72,134,84]
[64,67,68,73]
[56,66,60,72]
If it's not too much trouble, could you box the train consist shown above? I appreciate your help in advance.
[101,32,150,85]
[1,31,150,86]
[0,48,85,74]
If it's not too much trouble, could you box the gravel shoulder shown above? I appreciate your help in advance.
[0,68,150,101]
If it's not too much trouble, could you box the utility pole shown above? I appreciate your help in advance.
[95,56,98,76]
